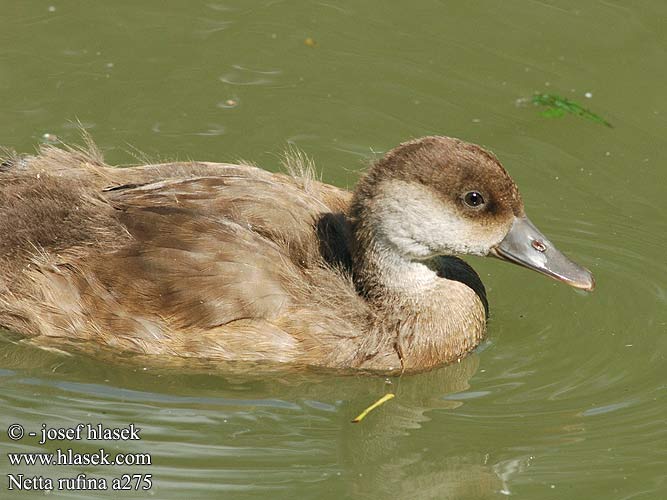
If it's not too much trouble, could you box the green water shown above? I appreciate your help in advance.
[1,1,666,498]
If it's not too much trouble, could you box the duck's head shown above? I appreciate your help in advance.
[351,136,594,291]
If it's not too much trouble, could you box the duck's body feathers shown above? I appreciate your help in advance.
[2,137,580,374]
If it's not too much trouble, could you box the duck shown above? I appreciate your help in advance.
[0,136,594,373]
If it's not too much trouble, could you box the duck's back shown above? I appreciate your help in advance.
[0,146,372,368]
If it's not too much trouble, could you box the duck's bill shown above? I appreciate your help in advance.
[489,216,595,291]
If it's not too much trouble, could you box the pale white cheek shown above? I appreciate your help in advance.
[372,180,507,258]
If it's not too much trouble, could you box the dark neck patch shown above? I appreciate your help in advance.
[430,256,489,318]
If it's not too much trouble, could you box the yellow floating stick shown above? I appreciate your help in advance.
[351,393,395,423]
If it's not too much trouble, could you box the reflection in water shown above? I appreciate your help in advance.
[0,335,505,498]
[339,357,503,499]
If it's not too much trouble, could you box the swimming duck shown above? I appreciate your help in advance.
[0,136,593,373]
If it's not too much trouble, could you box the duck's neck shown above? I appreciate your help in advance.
[354,236,438,298]
[351,226,487,372]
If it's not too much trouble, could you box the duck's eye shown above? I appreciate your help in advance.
[463,191,485,208]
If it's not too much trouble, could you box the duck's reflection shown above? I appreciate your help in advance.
[1,335,503,498]
[338,356,502,499]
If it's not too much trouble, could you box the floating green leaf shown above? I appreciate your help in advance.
[541,107,565,119]
[532,93,612,128]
